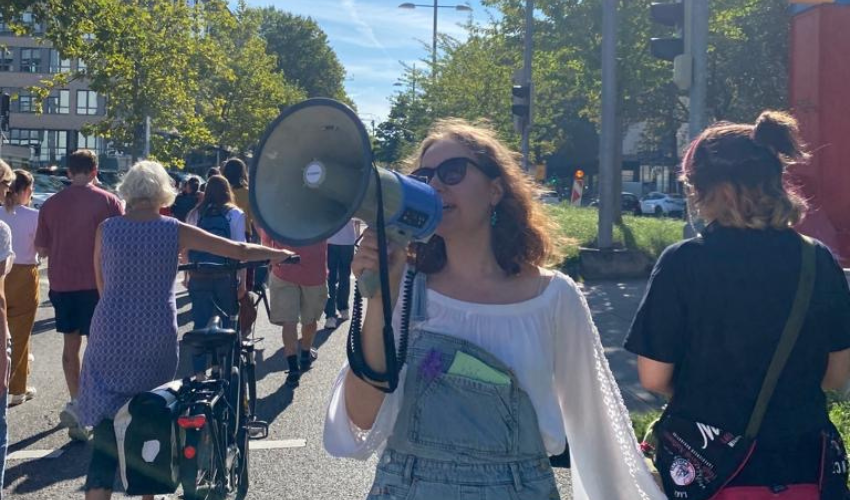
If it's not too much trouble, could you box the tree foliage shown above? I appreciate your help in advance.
[196,3,305,155]
[0,0,331,165]
[374,0,790,169]
[256,7,349,103]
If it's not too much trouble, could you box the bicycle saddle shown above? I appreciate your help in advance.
[182,316,238,350]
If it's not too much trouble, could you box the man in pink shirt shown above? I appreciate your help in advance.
[34,149,123,441]
[259,230,328,387]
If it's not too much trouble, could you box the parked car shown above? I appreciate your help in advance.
[640,192,686,217]
[96,170,124,195]
[167,171,190,189]
[30,173,67,209]
[538,190,561,205]
[588,192,642,215]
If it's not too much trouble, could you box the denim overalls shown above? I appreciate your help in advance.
[367,274,560,500]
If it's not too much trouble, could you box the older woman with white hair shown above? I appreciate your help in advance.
[77,161,295,500]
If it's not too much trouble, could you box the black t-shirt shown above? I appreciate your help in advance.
[625,224,850,485]
[171,192,200,223]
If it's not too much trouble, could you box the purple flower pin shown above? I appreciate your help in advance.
[419,349,444,382]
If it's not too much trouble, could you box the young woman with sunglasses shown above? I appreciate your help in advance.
[324,119,665,500]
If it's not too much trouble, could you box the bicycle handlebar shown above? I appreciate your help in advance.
[178,254,299,273]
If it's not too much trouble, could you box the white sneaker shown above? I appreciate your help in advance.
[338,310,350,321]
[324,317,338,330]
[27,353,34,363]
[9,387,36,407]
[60,401,91,442]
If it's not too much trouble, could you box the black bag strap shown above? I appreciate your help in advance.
[744,235,817,439]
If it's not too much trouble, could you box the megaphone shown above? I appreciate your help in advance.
[249,98,442,296]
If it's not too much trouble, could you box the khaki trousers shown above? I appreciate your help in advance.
[6,264,39,395]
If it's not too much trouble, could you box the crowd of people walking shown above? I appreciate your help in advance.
[0,110,847,500]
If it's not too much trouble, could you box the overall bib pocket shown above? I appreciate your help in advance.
[411,371,516,454]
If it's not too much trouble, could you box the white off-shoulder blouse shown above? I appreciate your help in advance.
[324,271,664,500]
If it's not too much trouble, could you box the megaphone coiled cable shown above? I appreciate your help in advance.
[345,165,413,393]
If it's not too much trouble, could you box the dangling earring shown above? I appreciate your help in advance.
[490,206,499,227]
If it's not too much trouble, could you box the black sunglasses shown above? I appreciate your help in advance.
[410,157,496,186]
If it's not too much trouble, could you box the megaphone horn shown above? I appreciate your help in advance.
[249,98,443,297]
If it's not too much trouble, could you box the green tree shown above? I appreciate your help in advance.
[195,3,306,155]
[394,0,790,168]
[256,7,349,102]
[3,0,211,164]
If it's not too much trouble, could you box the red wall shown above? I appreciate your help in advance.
[789,4,850,266]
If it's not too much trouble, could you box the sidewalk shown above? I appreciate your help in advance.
[579,279,665,413]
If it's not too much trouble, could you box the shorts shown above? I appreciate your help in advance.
[268,275,327,325]
[49,289,99,336]
[84,419,118,491]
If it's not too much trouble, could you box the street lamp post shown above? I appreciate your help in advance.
[398,2,472,72]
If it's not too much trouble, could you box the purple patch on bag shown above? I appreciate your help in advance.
[419,349,444,381]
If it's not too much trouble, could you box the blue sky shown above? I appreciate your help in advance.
[238,0,496,123]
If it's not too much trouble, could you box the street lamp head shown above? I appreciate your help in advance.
[455,4,473,11]
[398,3,416,9]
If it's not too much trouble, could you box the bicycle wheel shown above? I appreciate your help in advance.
[181,425,218,500]
[225,363,250,499]
[245,351,257,418]
[234,415,249,500]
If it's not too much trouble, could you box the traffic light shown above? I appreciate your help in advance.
[511,83,531,122]
[649,0,692,90]
[0,93,9,133]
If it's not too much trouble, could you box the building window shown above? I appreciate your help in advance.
[46,90,70,115]
[20,12,43,34]
[48,50,71,73]
[0,49,13,72]
[76,90,99,115]
[77,58,87,73]
[78,133,104,153]
[44,130,68,162]
[20,48,42,73]
[8,129,42,157]
[16,91,36,113]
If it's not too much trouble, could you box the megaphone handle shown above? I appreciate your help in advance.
[357,270,381,298]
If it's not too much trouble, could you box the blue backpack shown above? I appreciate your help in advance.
[188,206,233,265]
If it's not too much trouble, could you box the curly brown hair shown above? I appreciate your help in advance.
[681,110,809,230]
[403,119,558,275]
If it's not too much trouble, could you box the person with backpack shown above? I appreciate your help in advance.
[185,175,246,374]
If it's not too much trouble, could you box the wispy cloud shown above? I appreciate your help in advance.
[340,0,388,53]
[241,0,489,120]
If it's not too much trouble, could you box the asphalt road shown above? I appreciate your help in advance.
[7,272,657,499]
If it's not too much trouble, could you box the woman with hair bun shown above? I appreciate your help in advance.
[626,111,850,499]
[324,119,665,500]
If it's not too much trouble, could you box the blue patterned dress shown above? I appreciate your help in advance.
[78,216,181,427]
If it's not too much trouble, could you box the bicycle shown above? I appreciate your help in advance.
[175,256,298,500]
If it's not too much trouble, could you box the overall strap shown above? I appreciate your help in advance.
[745,235,817,439]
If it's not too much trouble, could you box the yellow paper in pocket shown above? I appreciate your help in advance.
[447,351,511,385]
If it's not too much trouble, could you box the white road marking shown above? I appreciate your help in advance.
[5,438,305,462]
[249,439,307,450]
[7,449,64,460]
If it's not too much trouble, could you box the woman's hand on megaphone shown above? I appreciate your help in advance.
[353,228,406,299]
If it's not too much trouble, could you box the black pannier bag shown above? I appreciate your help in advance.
[114,380,182,495]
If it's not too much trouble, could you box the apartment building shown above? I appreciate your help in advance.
[0,13,108,167]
